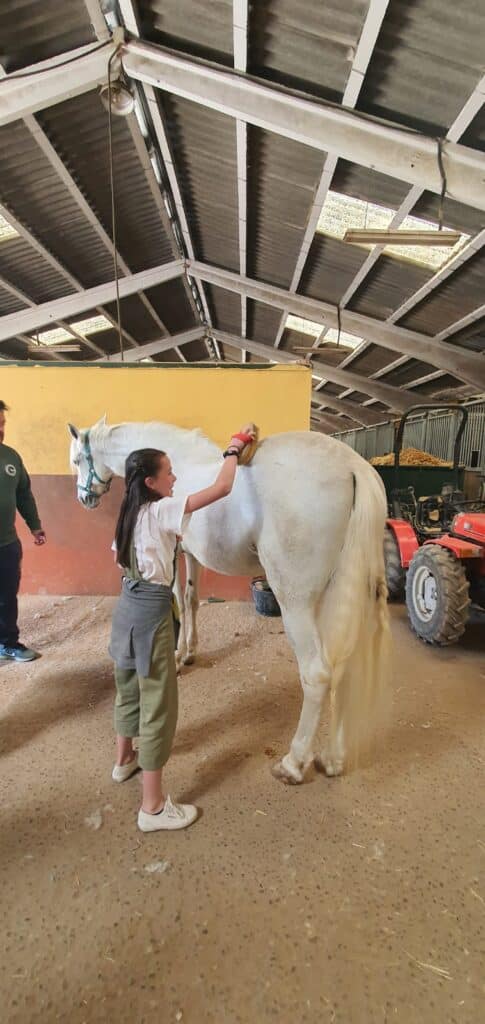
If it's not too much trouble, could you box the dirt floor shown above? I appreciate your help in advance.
[0,596,484,1024]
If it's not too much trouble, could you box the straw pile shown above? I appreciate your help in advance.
[370,447,452,467]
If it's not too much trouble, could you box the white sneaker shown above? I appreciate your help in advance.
[112,758,139,783]
[137,794,198,832]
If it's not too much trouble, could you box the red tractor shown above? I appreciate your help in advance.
[379,405,485,646]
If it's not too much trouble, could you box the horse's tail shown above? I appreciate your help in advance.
[319,463,392,764]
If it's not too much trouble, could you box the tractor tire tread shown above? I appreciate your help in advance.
[405,545,471,646]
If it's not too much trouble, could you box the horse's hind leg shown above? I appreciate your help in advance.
[272,606,331,785]
[315,708,346,777]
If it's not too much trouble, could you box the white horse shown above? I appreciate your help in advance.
[68,416,391,783]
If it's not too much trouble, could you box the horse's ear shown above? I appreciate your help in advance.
[68,423,79,440]
[93,413,107,430]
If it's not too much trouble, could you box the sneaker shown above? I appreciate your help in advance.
[112,758,139,783]
[0,643,40,663]
[138,794,198,832]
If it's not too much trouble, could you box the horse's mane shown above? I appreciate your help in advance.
[93,420,222,464]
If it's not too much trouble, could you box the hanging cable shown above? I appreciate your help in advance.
[336,303,342,347]
[436,137,447,233]
[107,46,124,361]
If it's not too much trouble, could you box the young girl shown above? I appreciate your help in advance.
[109,425,255,832]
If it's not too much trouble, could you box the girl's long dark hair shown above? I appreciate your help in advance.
[115,448,165,569]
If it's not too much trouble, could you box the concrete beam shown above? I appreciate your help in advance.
[0,261,184,342]
[123,39,485,212]
[0,42,112,126]
[102,326,205,362]
[311,393,387,426]
[188,261,485,390]
[211,329,416,411]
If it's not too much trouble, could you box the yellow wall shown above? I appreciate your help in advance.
[0,363,311,474]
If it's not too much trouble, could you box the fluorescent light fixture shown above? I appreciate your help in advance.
[317,190,469,269]
[286,315,324,336]
[0,213,19,243]
[343,229,462,246]
[30,326,73,346]
[28,342,81,352]
[70,315,112,335]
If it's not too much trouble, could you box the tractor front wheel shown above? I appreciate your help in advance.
[405,545,471,646]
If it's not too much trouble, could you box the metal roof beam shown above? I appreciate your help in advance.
[0,42,113,126]
[311,394,387,426]
[211,330,416,411]
[187,261,485,389]
[123,39,485,212]
[0,261,184,342]
[102,326,205,362]
[311,409,362,433]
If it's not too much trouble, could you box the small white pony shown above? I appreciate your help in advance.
[69,416,391,783]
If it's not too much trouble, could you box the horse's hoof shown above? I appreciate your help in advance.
[271,758,303,785]
[314,753,344,777]
[183,654,195,665]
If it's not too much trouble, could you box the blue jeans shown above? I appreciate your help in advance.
[0,540,21,646]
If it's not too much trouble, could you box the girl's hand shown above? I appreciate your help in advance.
[229,423,257,451]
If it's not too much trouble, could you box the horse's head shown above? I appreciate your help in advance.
[68,415,113,509]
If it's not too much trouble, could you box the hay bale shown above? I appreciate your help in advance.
[370,447,452,467]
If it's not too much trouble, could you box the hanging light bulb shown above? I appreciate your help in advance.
[100,76,135,117]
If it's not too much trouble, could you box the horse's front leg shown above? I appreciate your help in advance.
[173,547,187,670]
[183,551,201,665]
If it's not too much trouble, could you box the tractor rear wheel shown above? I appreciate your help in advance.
[384,526,405,600]
[405,545,470,645]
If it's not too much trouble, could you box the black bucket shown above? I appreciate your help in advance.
[251,577,281,617]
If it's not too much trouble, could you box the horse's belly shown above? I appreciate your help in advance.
[183,528,262,576]
[182,491,262,577]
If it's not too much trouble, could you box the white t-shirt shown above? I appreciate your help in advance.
[113,495,191,585]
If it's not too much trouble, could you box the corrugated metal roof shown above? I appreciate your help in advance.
[331,162,409,210]
[247,128,324,289]
[0,281,26,316]
[356,0,485,135]
[161,93,239,272]
[37,92,177,273]
[0,0,95,72]
[249,0,370,102]
[410,375,477,399]
[144,277,198,335]
[348,254,432,319]
[247,300,282,344]
[343,344,399,377]
[138,0,234,66]
[300,235,368,305]
[400,248,485,336]
[204,284,241,334]
[0,118,114,288]
[0,235,75,303]
[380,358,437,387]
[0,0,483,411]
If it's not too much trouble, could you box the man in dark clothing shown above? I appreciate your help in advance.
[0,400,46,662]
